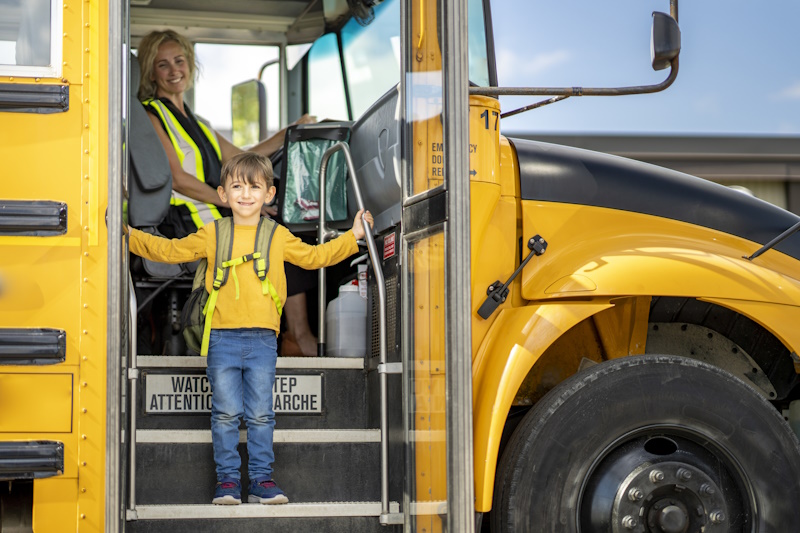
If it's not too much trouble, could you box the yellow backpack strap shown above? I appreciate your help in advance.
[199,218,235,355]
[214,218,235,288]
[253,217,282,315]
[221,253,256,300]
[262,277,283,316]
[200,287,220,356]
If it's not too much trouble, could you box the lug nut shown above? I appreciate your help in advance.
[700,483,716,496]
[710,511,726,524]
[628,488,644,502]
[650,470,665,483]
[622,515,638,529]
[677,468,692,482]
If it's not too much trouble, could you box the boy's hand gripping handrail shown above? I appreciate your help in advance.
[317,142,391,519]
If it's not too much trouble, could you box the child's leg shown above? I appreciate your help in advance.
[206,330,246,482]
[242,329,278,480]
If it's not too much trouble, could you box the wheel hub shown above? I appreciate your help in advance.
[612,461,728,532]
[656,504,687,532]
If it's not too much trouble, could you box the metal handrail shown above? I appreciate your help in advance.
[126,274,139,517]
[317,142,390,518]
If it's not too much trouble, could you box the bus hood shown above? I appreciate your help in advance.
[509,137,800,262]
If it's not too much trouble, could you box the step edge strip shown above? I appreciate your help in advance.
[137,356,364,370]
[131,501,400,520]
[136,428,380,444]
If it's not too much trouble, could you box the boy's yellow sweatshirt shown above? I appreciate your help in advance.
[129,222,358,333]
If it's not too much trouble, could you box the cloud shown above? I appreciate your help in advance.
[775,82,800,100]
[496,48,571,86]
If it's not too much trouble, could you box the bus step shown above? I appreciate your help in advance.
[136,355,365,370]
[134,434,381,505]
[125,502,401,532]
[128,501,400,520]
[135,428,379,444]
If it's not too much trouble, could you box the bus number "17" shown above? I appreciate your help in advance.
[480,109,499,131]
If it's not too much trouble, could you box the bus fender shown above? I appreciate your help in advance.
[472,300,612,512]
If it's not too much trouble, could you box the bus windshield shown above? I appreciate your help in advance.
[339,0,491,119]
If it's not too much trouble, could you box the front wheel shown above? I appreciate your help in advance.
[491,355,800,532]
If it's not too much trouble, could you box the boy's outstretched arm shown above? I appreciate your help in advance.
[351,209,374,241]
[129,226,208,265]
[284,210,373,270]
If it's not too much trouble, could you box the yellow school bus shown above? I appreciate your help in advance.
[1,0,800,532]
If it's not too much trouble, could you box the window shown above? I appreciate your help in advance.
[0,0,63,78]
[340,0,400,119]
[194,43,280,141]
[307,33,348,121]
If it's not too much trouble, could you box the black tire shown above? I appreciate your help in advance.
[491,355,800,532]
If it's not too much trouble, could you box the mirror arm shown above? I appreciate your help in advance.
[258,59,279,81]
[469,57,678,99]
[670,0,679,23]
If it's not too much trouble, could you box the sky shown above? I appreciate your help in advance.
[490,0,800,135]
[194,0,800,138]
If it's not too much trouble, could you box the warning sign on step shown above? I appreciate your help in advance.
[144,374,323,414]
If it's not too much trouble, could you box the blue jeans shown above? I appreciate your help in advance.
[206,328,277,482]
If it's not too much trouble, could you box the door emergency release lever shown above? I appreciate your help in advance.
[477,235,548,320]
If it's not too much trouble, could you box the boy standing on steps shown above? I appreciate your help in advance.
[128,152,373,505]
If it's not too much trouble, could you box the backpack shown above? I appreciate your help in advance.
[180,217,282,355]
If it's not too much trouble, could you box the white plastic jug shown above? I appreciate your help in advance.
[326,281,368,357]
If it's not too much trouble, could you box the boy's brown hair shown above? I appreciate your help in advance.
[220,152,274,189]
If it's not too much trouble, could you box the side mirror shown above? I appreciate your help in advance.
[231,79,267,148]
[651,11,681,71]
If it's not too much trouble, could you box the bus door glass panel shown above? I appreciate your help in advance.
[401,0,447,530]
[405,229,447,531]
[0,0,62,78]
[468,0,490,87]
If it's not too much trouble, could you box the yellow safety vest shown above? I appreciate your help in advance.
[144,99,223,228]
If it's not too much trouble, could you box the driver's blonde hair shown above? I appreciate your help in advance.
[137,30,197,102]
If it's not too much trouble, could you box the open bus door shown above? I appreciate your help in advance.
[401,1,474,531]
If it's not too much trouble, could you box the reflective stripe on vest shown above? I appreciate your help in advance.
[144,99,223,228]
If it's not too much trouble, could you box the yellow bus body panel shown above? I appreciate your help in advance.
[0,0,109,529]
[0,374,73,433]
[521,201,800,305]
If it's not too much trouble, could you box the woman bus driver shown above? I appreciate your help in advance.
[137,29,318,356]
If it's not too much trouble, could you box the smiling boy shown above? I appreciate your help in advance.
[128,152,373,505]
